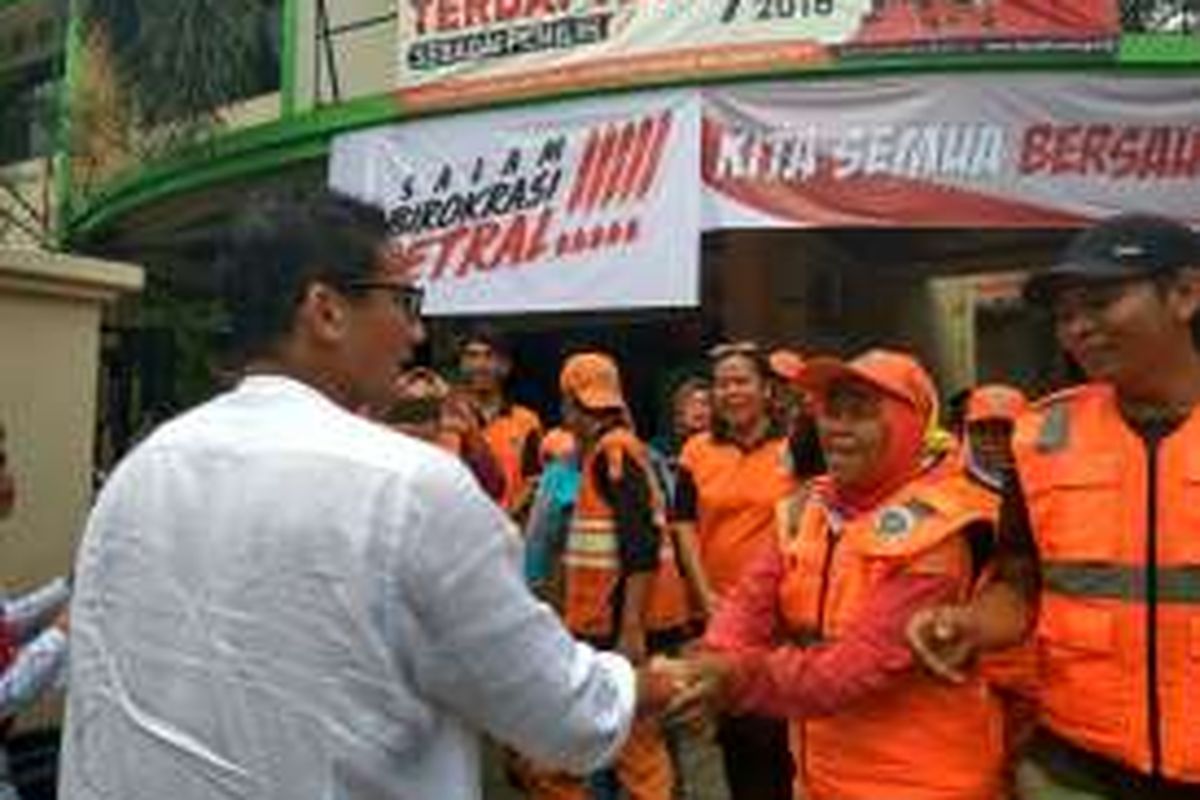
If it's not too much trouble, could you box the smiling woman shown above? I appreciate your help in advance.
[666,349,1008,800]
[672,340,797,800]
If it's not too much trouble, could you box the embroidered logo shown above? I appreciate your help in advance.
[875,505,916,541]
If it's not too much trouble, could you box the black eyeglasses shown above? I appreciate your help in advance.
[345,281,424,318]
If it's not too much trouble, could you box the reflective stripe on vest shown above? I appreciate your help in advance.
[1043,561,1200,604]
[563,524,620,570]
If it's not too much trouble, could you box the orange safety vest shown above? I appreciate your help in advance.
[484,404,542,512]
[1013,384,1200,782]
[562,428,689,640]
[776,470,1005,800]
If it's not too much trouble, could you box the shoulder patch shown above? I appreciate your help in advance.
[1035,402,1070,454]
[874,499,936,543]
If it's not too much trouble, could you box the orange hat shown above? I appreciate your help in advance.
[965,384,1028,424]
[793,349,937,422]
[560,352,626,411]
[768,348,805,383]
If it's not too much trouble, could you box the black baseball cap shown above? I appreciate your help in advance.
[1024,213,1199,305]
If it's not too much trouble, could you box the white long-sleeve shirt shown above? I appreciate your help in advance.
[59,375,635,800]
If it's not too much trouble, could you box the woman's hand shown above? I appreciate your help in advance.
[662,653,734,726]
[906,604,979,683]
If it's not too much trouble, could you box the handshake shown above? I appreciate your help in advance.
[635,652,735,724]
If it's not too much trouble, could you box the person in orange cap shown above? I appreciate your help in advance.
[962,384,1028,489]
[525,352,690,800]
[662,348,1006,800]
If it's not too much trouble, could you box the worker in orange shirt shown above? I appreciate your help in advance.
[672,342,799,800]
[663,349,1007,800]
[527,352,690,800]
[457,324,543,516]
[962,384,1029,490]
[909,213,1200,799]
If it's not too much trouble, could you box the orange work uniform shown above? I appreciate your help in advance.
[484,403,542,513]
[777,469,1005,800]
[678,432,795,598]
[1013,384,1200,784]
[533,428,687,800]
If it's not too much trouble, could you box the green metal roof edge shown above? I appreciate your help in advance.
[65,43,1198,243]
[1120,33,1200,64]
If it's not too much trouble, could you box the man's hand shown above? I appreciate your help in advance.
[662,654,733,727]
[906,604,979,683]
[635,656,689,715]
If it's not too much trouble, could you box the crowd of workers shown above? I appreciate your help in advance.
[0,192,1196,800]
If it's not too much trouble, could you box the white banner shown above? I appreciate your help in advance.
[330,90,701,316]
[395,1,1117,111]
[701,75,1200,229]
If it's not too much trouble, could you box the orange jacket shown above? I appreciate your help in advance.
[1013,384,1200,782]
[484,404,542,513]
[562,429,689,640]
[777,469,1005,800]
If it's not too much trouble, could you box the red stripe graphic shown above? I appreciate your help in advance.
[598,121,641,209]
[614,116,657,205]
[567,127,602,213]
[568,112,674,215]
[580,125,621,213]
[634,112,672,200]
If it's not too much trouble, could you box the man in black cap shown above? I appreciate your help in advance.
[908,213,1200,799]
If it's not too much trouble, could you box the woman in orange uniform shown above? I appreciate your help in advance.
[671,350,1006,800]
[672,342,799,800]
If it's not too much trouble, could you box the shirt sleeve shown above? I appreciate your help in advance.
[0,626,68,718]
[672,466,698,524]
[704,545,785,652]
[4,577,70,643]
[397,457,635,774]
[713,565,961,719]
[593,453,660,576]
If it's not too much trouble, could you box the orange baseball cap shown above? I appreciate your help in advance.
[792,349,937,420]
[560,352,627,411]
[768,348,805,383]
[965,384,1028,424]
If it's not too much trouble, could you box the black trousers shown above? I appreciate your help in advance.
[715,714,793,800]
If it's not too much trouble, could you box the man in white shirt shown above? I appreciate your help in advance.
[59,192,660,799]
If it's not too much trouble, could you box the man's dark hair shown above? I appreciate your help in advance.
[457,322,512,360]
[219,190,390,360]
